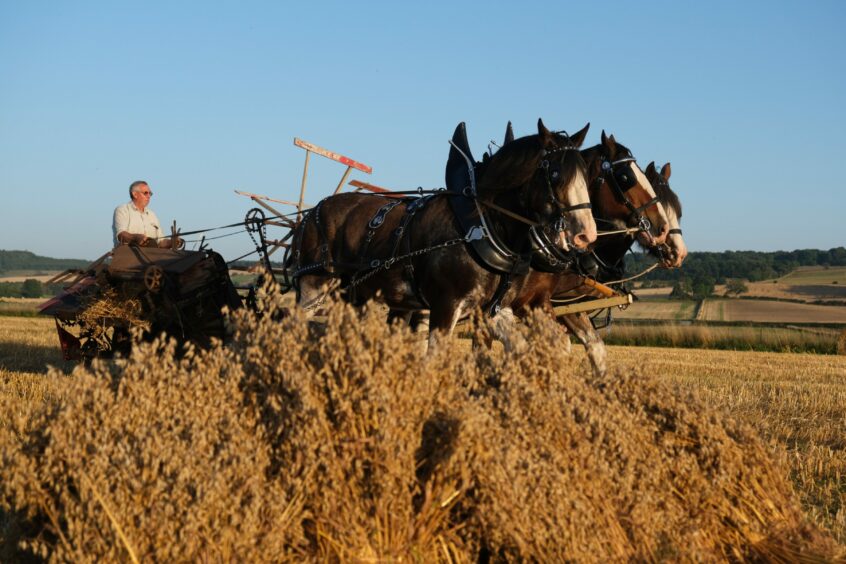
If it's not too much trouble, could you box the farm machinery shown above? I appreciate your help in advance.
[40,244,243,361]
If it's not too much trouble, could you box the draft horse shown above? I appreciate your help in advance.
[288,119,596,347]
[546,159,687,376]
[503,129,672,329]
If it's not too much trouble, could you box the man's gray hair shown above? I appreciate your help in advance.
[129,180,148,197]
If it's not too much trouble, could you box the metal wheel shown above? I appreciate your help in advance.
[144,265,165,292]
[244,208,266,234]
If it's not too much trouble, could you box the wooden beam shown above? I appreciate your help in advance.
[579,277,617,298]
[294,138,372,174]
[333,165,354,195]
[298,150,311,222]
[349,179,392,193]
[234,190,307,208]
[552,294,633,317]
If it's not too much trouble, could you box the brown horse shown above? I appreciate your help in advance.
[645,162,687,268]
[288,119,595,347]
[503,131,672,316]
[541,159,687,376]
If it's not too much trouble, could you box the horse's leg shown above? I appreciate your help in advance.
[409,311,430,334]
[490,306,528,354]
[427,300,465,352]
[387,309,412,325]
[560,312,607,376]
[296,274,337,318]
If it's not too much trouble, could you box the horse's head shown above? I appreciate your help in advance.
[584,132,670,248]
[645,161,687,268]
[479,119,596,252]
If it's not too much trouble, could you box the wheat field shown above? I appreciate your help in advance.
[1,304,844,561]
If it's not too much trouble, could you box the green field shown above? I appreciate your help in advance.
[779,266,846,285]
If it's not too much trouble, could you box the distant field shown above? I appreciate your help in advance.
[630,287,673,299]
[779,266,846,285]
[0,298,45,316]
[699,298,846,323]
[614,299,695,320]
[728,281,846,303]
[0,271,63,283]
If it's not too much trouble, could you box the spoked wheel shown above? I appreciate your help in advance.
[144,265,165,293]
[244,208,266,235]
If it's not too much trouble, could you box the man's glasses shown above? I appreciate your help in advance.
[138,191,153,196]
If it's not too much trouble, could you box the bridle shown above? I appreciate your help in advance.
[534,142,592,239]
[526,142,594,269]
[648,175,683,265]
[651,176,683,237]
[593,152,660,234]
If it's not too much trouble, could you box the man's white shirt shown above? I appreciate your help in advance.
[112,202,163,246]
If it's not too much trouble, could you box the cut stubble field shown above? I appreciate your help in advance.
[699,298,846,323]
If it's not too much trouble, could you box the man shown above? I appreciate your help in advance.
[112,180,174,248]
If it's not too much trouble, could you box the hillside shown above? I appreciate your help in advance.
[0,250,90,276]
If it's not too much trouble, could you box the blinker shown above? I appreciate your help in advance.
[615,166,637,190]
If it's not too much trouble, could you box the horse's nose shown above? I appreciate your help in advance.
[675,245,688,267]
[572,231,593,250]
[653,222,670,246]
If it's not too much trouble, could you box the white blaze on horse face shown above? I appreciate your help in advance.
[631,164,670,246]
[665,205,688,267]
[562,171,597,249]
[556,231,570,252]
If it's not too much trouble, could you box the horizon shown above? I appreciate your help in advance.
[2,1,845,262]
[4,245,846,265]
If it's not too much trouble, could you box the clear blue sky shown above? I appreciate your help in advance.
[1,0,844,261]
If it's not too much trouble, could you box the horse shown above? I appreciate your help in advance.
[477,129,675,374]
[403,127,676,357]
[541,159,687,376]
[287,119,596,348]
[501,129,672,312]
[645,161,687,268]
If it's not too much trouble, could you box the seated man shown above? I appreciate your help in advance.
[113,180,177,248]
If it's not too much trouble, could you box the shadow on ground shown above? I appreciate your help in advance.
[0,342,68,374]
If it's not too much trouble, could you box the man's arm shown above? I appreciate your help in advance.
[113,205,149,245]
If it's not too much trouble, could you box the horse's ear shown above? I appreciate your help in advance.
[645,161,657,177]
[504,121,514,145]
[661,162,672,180]
[602,131,617,151]
[537,118,553,144]
[569,123,590,147]
[601,130,609,146]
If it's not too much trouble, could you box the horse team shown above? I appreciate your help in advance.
[286,120,687,375]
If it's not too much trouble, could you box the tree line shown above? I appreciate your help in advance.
[0,250,89,276]
[627,247,846,299]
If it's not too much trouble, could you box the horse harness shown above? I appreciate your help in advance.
[646,175,682,264]
[593,152,660,234]
[291,194,444,308]
[529,149,593,273]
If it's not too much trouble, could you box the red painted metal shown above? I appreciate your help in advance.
[293,138,372,174]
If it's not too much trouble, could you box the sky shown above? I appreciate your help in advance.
[1,0,844,261]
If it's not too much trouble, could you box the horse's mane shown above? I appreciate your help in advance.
[477,132,583,195]
[649,171,682,219]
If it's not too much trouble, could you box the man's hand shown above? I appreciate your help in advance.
[157,237,184,249]
[118,232,148,246]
